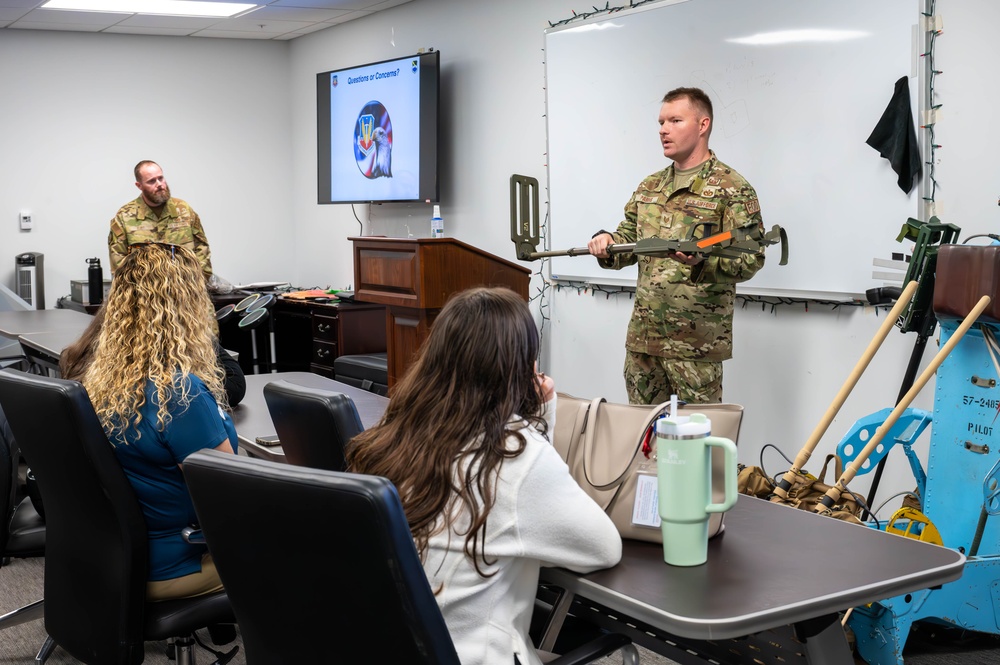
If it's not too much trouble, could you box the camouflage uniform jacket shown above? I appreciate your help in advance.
[599,152,765,362]
[108,196,213,277]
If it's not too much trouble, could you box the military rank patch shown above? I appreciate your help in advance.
[686,198,719,211]
[745,198,761,215]
[636,194,658,203]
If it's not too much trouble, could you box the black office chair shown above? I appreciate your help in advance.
[183,450,637,664]
[0,336,30,372]
[262,379,363,471]
[0,403,45,564]
[0,402,45,632]
[333,352,389,396]
[0,369,234,664]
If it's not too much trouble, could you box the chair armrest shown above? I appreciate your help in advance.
[181,526,206,544]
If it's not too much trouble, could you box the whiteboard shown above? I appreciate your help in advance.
[545,0,919,299]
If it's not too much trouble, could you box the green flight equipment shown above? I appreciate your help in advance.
[509,174,788,266]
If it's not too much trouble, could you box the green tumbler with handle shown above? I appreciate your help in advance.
[656,411,738,566]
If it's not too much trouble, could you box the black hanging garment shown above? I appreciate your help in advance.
[866,76,922,194]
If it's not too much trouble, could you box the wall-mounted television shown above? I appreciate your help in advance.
[317,50,440,204]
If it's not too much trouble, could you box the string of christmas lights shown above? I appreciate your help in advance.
[527,207,553,353]
[547,1,660,28]
[920,0,942,210]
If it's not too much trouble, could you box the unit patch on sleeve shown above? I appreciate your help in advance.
[745,198,761,215]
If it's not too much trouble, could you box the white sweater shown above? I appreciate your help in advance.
[423,397,623,665]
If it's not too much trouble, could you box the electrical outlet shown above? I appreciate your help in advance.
[19,212,32,231]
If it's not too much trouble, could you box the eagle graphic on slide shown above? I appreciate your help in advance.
[371,126,392,178]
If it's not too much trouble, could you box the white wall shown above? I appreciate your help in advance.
[0,29,295,296]
[1,0,992,517]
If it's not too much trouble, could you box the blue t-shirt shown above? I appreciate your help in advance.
[109,374,238,581]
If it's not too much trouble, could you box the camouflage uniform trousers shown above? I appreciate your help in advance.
[623,351,723,405]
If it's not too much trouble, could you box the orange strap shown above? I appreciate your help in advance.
[696,230,733,248]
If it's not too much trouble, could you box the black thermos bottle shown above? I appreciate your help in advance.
[87,258,103,305]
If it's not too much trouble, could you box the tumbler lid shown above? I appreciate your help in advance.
[656,412,711,439]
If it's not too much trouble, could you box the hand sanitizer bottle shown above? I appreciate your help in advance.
[431,204,444,238]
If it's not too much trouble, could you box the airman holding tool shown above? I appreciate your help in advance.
[588,87,766,405]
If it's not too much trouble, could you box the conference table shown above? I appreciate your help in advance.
[17,329,88,373]
[0,309,92,373]
[231,371,389,462]
[0,309,91,339]
[537,495,966,665]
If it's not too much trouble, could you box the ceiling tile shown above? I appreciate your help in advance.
[9,20,105,31]
[269,0,378,8]
[244,5,350,22]
[213,16,313,32]
[192,28,280,39]
[15,7,129,25]
[364,0,412,10]
[103,25,199,36]
[322,9,370,24]
[276,20,333,36]
[0,7,30,19]
[115,14,221,29]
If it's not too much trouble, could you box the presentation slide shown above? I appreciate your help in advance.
[325,55,421,202]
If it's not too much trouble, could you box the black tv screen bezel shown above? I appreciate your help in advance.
[316,50,440,205]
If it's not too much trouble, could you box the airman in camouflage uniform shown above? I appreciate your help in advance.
[589,88,764,405]
[108,161,213,279]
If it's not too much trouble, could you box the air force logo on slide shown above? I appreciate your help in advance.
[357,113,375,154]
[354,101,393,179]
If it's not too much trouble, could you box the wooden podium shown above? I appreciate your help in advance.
[350,237,530,388]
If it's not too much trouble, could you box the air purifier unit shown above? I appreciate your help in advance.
[15,252,44,310]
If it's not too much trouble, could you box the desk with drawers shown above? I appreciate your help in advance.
[270,298,386,377]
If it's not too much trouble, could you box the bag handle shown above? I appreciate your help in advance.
[817,453,843,484]
[580,398,671,491]
[555,394,598,460]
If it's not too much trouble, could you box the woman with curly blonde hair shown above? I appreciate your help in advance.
[83,242,236,601]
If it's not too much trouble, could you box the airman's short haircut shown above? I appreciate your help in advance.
[663,87,714,137]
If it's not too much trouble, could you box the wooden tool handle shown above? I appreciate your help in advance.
[772,280,918,500]
[818,294,993,511]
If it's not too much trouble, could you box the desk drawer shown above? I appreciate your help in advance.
[312,313,339,342]
[310,363,336,379]
[312,339,337,367]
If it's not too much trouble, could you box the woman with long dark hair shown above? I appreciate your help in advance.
[348,287,621,665]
